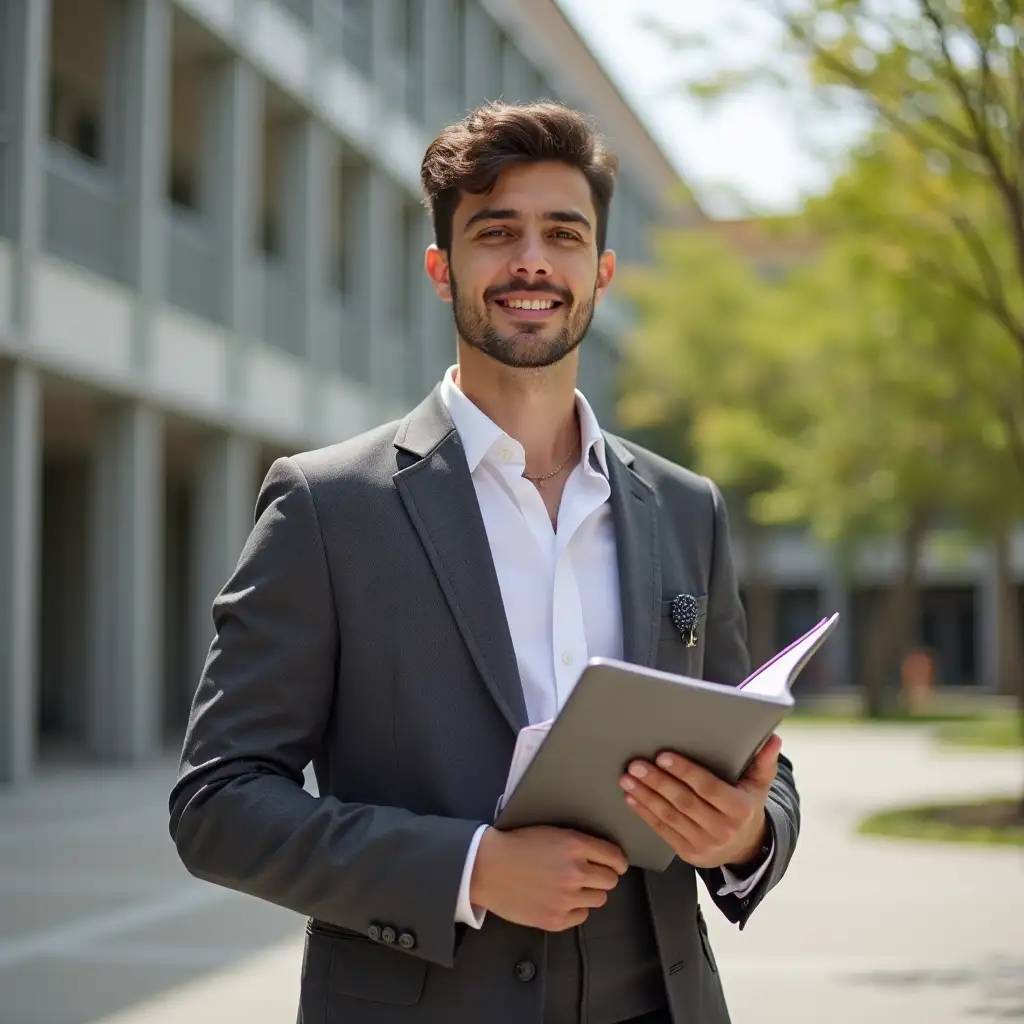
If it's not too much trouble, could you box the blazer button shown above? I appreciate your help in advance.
[367,923,382,942]
[381,926,397,944]
[398,931,416,950]
[515,959,537,983]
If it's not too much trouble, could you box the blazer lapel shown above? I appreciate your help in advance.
[605,435,662,669]
[392,387,528,734]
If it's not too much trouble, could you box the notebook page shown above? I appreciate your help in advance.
[737,614,839,700]
[497,719,553,813]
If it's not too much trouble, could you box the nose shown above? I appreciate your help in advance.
[509,232,552,282]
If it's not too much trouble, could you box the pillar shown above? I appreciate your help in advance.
[0,363,41,782]
[188,434,258,686]
[205,56,264,350]
[119,0,172,367]
[422,0,460,130]
[413,212,451,395]
[367,167,404,403]
[463,1,500,106]
[977,541,1001,691]
[822,547,852,688]
[87,403,164,762]
[6,0,51,332]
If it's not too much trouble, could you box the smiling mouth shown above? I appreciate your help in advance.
[494,298,564,313]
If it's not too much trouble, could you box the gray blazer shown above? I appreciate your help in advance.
[169,385,800,1023]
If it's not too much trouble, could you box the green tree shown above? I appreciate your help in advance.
[617,225,799,668]
[658,0,1024,437]
[618,170,1023,718]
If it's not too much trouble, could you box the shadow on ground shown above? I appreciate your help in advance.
[847,957,1024,1020]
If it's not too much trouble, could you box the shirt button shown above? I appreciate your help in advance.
[561,652,573,666]
[500,448,512,462]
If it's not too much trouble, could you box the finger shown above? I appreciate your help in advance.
[573,833,629,874]
[646,754,745,819]
[576,886,613,908]
[743,735,782,789]
[623,779,710,847]
[622,764,732,838]
[623,789,700,857]
[577,864,622,891]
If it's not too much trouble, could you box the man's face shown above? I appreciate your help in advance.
[426,162,615,369]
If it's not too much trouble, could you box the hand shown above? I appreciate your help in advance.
[619,734,782,870]
[469,825,628,932]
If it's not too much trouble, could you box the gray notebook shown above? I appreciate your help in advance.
[493,613,839,871]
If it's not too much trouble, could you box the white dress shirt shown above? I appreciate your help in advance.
[438,368,771,929]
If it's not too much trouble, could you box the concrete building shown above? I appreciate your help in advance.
[0,0,687,783]
[0,0,1017,786]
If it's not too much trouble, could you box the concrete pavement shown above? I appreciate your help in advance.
[0,724,1020,1023]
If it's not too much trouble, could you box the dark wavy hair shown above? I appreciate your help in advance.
[420,101,619,253]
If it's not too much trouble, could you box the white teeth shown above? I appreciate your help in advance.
[503,298,555,310]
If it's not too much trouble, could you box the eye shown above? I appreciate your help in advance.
[479,227,512,239]
[553,229,582,241]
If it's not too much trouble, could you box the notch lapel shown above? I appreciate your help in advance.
[605,435,662,669]
[392,388,528,734]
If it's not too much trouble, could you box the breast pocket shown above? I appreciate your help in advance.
[657,593,709,677]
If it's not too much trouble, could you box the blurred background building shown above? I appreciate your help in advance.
[0,0,684,783]
[0,0,1017,787]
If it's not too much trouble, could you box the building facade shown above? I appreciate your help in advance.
[0,0,686,782]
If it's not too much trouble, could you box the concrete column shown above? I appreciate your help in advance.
[822,548,852,688]
[422,0,459,130]
[413,212,450,395]
[119,0,172,368]
[501,42,532,104]
[188,434,258,686]
[87,403,164,762]
[0,363,41,782]
[205,56,264,353]
[367,167,403,403]
[463,1,500,106]
[282,117,331,360]
[6,0,51,332]
[282,116,332,430]
[372,0,403,110]
[977,542,1001,691]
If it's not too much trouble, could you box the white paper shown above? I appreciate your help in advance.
[737,613,839,700]
[496,718,552,814]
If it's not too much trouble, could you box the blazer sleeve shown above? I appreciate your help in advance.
[698,478,801,929]
[168,457,484,969]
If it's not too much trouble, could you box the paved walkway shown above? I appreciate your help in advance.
[0,724,1020,1023]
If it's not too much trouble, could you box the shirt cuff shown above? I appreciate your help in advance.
[716,835,775,898]
[455,824,490,928]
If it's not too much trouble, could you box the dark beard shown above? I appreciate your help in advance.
[450,273,596,370]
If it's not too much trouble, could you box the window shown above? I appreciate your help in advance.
[48,0,110,163]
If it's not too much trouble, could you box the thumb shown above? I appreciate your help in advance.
[742,733,781,790]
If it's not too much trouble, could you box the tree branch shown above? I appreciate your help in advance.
[914,248,1024,353]
[918,0,1024,282]
[948,207,1017,335]
[774,5,981,172]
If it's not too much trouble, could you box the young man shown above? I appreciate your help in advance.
[169,101,799,1024]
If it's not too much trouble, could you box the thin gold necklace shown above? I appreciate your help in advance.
[523,439,581,488]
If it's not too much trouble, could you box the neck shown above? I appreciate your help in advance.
[453,343,582,475]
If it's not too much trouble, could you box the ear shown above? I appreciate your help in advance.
[425,244,452,303]
[595,248,616,303]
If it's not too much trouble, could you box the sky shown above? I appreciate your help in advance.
[555,0,866,218]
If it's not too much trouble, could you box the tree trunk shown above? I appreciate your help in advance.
[860,513,929,718]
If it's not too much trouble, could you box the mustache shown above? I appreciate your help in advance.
[484,282,573,305]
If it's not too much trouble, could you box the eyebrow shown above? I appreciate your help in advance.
[463,208,593,231]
